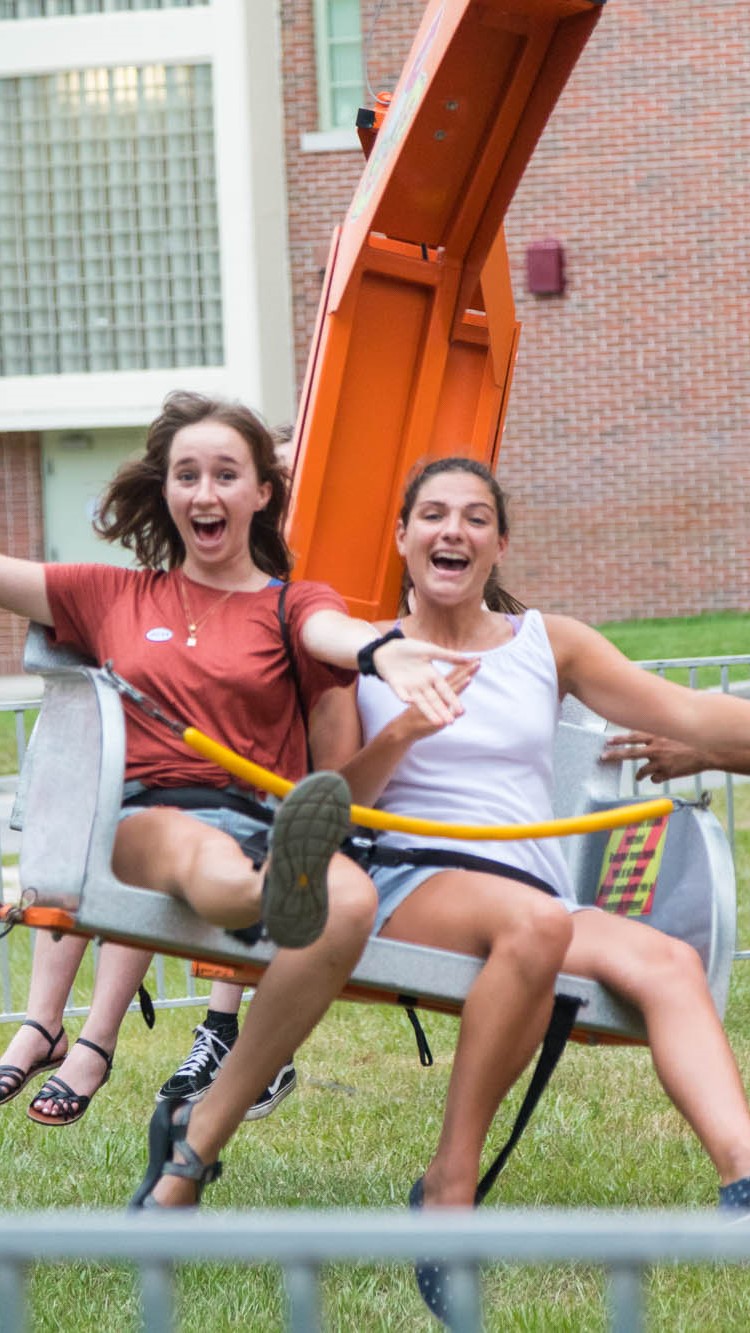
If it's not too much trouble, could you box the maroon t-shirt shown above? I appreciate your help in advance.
[45,564,354,790]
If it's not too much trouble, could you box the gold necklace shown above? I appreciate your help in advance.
[179,573,235,647]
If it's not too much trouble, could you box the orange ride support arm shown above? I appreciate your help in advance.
[288,0,607,622]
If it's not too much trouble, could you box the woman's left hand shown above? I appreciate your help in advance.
[373,637,480,724]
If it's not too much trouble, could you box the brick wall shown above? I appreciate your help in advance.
[0,435,43,673]
[499,0,750,621]
[280,0,425,389]
[282,0,750,624]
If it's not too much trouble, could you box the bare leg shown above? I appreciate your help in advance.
[113,809,264,928]
[206,981,243,1015]
[148,854,377,1205]
[381,873,573,1206]
[564,911,750,1186]
[29,941,153,1119]
[0,931,84,1090]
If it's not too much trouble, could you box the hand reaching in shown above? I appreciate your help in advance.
[601,731,705,783]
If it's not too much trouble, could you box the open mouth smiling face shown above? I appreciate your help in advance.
[397,472,506,602]
[430,550,471,575]
[164,419,271,575]
[190,515,227,546]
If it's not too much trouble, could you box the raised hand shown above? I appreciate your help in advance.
[373,637,480,725]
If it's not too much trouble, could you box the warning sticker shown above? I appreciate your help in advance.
[595,816,669,916]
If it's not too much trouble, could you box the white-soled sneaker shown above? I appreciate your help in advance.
[243,1062,297,1122]
[156,1024,234,1103]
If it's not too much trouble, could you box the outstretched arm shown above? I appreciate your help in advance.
[0,555,52,626]
[547,614,750,767]
[601,730,750,781]
[300,609,479,725]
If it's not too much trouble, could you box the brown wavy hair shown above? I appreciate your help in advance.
[95,391,292,577]
[398,455,526,615]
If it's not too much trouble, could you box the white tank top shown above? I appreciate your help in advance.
[356,609,574,901]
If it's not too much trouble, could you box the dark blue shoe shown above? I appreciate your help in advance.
[719,1174,750,1212]
[409,1177,455,1326]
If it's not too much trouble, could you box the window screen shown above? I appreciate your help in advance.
[0,63,223,375]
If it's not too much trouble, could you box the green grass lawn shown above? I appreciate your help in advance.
[0,705,37,777]
[2,613,750,1328]
[597,610,750,661]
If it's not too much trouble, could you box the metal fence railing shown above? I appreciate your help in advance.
[0,1207,748,1333]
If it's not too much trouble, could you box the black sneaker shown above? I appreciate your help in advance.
[156,1024,234,1103]
[243,1061,297,1122]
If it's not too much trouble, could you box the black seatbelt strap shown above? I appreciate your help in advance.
[475,992,583,1204]
[403,1002,434,1067]
[277,581,315,774]
[137,983,156,1030]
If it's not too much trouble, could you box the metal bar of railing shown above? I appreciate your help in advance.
[0,1209,748,1332]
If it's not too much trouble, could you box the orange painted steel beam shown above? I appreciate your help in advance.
[288,0,606,621]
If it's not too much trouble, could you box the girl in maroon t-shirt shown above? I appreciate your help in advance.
[0,391,473,1209]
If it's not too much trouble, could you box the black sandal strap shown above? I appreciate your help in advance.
[33,1074,77,1102]
[74,1037,113,1073]
[23,1018,64,1055]
[163,1156,223,1187]
[0,1064,25,1084]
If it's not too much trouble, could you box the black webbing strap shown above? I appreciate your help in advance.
[137,983,156,1030]
[348,839,560,899]
[475,992,583,1204]
[277,581,315,774]
[122,785,274,824]
[403,1002,434,1067]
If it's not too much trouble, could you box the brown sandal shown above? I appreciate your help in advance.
[27,1036,113,1126]
[0,1019,66,1106]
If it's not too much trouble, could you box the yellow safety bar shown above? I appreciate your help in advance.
[184,727,673,842]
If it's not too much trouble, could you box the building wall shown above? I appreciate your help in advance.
[0,435,43,670]
[282,0,750,624]
[499,0,750,621]
[281,0,425,390]
[2,0,747,678]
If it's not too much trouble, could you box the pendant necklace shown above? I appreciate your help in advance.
[179,573,235,647]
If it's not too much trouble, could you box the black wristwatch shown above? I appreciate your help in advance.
[357,628,405,677]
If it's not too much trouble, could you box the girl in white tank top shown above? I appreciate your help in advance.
[340,457,750,1324]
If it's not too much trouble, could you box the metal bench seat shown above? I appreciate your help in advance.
[8,624,737,1045]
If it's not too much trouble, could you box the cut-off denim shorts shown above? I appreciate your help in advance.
[119,780,279,859]
[370,859,591,935]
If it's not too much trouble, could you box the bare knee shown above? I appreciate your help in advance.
[186,838,261,927]
[496,895,572,984]
[326,855,378,944]
[641,933,706,999]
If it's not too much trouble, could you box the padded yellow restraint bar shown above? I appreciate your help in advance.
[183,727,673,842]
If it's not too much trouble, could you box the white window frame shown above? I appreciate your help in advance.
[313,0,364,134]
[0,1,294,429]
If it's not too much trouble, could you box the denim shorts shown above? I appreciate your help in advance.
[119,782,279,859]
[370,861,589,935]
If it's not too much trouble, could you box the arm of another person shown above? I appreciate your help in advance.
[300,609,479,726]
[599,731,727,782]
[0,554,53,626]
[306,684,361,772]
[547,614,750,767]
